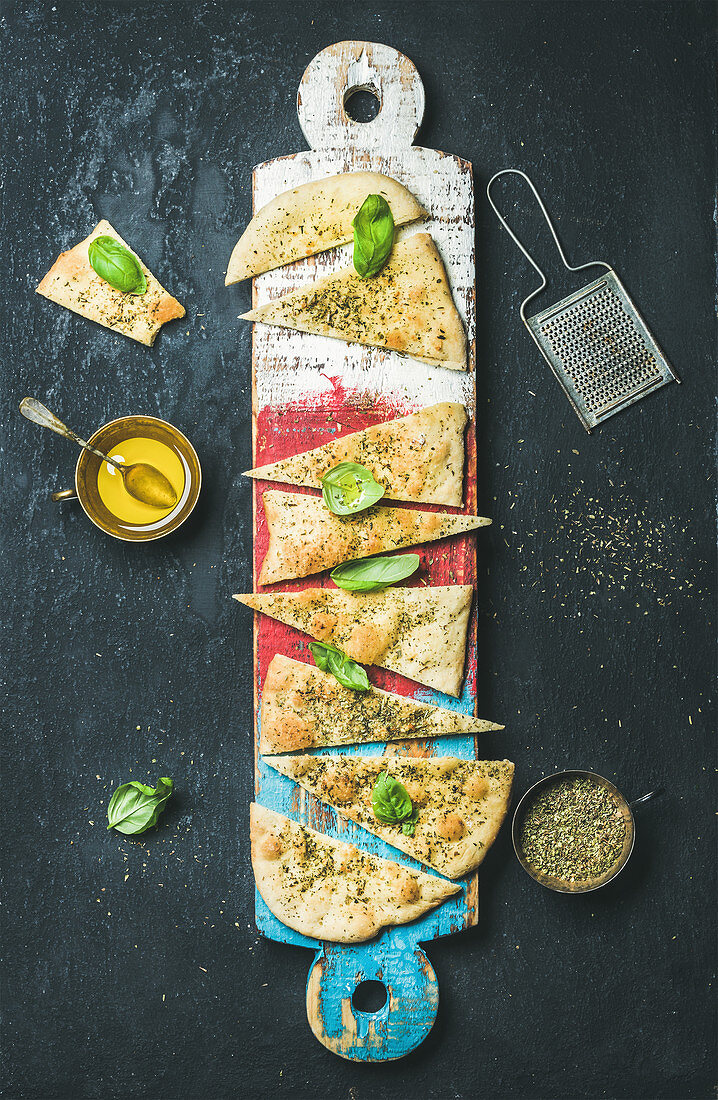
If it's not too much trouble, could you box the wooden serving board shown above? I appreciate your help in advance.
[247,41,477,1061]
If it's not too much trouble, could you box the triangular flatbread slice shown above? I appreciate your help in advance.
[241,233,466,370]
[226,171,426,284]
[259,655,503,753]
[247,402,468,507]
[36,220,185,346]
[259,490,490,584]
[265,756,514,879]
[235,586,473,696]
[251,803,459,943]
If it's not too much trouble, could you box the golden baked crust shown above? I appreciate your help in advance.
[226,171,425,284]
[247,402,469,508]
[259,654,503,753]
[36,220,185,346]
[250,803,459,943]
[235,585,473,696]
[265,755,515,879]
[258,490,490,584]
[241,233,467,371]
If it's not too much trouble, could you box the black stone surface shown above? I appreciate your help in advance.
[1,2,715,1098]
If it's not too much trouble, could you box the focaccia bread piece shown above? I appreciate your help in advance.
[241,233,466,370]
[247,402,469,508]
[234,585,473,697]
[251,803,459,943]
[226,171,426,284]
[36,220,185,346]
[259,490,490,584]
[265,755,515,879]
[259,654,503,753]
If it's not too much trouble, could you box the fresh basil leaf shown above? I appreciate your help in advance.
[326,648,369,691]
[371,771,416,829]
[321,462,385,516]
[88,235,148,295]
[309,642,330,673]
[331,553,420,592]
[309,641,369,692]
[106,776,173,835]
[352,194,394,278]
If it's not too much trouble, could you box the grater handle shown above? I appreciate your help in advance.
[486,169,612,322]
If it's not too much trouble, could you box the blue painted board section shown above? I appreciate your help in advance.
[305,937,440,1060]
[254,670,478,950]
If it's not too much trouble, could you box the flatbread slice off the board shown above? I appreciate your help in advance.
[251,802,459,943]
[259,654,503,753]
[247,402,468,508]
[259,490,490,585]
[264,756,515,879]
[226,171,426,284]
[241,233,466,371]
[234,585,472,696]
[36,220,185,346]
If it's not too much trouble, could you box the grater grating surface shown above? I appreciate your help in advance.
[487,170,679,432]
[527,271,675,430]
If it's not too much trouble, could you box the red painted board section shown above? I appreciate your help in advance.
[249,379,478,776]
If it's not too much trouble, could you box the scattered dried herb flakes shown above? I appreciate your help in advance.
[498,479,705,612]
[518,776,626,881]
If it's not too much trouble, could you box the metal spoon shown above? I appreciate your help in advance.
[20,398,178,510]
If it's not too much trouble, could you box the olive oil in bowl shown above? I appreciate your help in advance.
[97,436,185,524]
[53,415,201,542]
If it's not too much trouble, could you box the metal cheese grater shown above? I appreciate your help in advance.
[486,169,679,432]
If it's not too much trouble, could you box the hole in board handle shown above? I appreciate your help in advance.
[351,979,387,1014]
[343,85,381,123]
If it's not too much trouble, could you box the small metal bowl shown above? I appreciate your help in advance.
[512,769,662,894]
[51,415,201,543]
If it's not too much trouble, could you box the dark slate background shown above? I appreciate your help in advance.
[1,2,715,1098]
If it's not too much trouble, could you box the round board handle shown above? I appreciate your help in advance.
[305,939,439,1062]
[297,40,425,152]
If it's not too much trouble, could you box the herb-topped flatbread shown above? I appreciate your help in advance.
[247,403,469,508]
[241,233,466,371]
[259,490,489,585]
[259,655,503,753]
[265,756,515,879]
[226,171,426,284]
[36,220,185,346]
[251,803,460,943]
[234,585,473,696]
